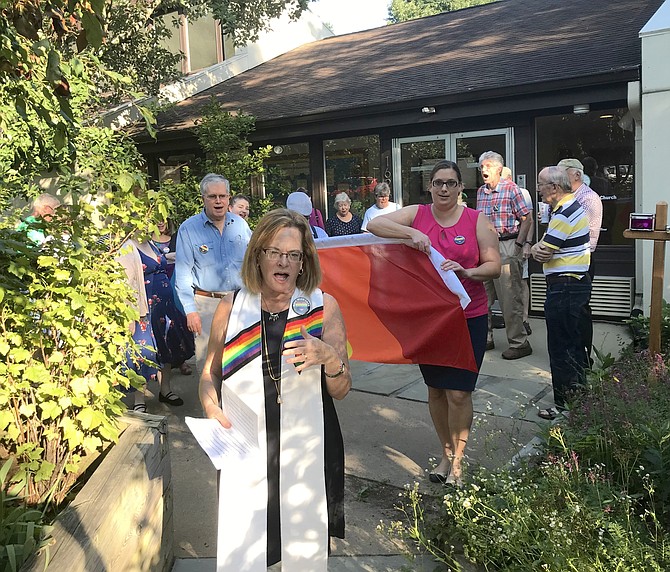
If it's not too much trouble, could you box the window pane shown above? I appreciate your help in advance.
[455,134,506,209]
[324,135,380,219]
[536,109,633,246]
[263,143,311,207]
[399,140,446,205]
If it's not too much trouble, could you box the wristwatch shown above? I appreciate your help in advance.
[325,360,346,378]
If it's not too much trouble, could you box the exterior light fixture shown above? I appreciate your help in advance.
[573,104,590,114]
[421,106,436,114]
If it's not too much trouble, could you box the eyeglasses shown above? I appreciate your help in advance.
[262,248,303,263]
[376,194,389,199]
[537,182,555,188]
[204,194,230,201]
[432,179,460,189]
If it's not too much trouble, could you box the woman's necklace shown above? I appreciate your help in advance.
[262,297,280,322]
[261,306,282,404]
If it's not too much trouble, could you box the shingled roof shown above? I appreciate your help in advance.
[151,0,662,137]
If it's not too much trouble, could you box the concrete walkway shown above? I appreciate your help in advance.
[145,317,630,571]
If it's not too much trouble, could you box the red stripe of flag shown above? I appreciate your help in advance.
[317,237,477,372]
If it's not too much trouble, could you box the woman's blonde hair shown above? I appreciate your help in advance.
[241,208,322,294]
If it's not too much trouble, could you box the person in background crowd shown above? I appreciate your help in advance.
[476,151,532,360]
[175,173,252,374]
[556,159,602,279]
[200,208,350,568]
[557,158,603,364]
[325,192,363,236]
[287,190,329,238]
[582,156,615,246]
[229,194,251,220]
[18,193,62,246]
[501,166,534,335]
[367,160,500,487]
[137,232,195,406]
[296,187,325,230]
[361,182,400,231]
[116,240,157,413]
[151,218,194,376]
[532,166,591,420]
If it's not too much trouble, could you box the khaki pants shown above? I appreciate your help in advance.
[193,294,226,375]
[485,240,528,349]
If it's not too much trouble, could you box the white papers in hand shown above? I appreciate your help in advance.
[185,386,259,470]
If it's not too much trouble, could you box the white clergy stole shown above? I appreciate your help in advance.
[217,288,328,572]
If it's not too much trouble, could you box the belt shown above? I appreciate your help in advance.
[498,233,519,241]
[194,289,227,299]
[545,274,589,285]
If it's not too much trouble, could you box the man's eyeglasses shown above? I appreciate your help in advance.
[537,182,555,188]
[204,194,230,201]
[376,194,390,199]
[262,248,303,263]
[432,179,460,189]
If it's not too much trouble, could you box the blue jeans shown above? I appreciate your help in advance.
[544,278,592,408]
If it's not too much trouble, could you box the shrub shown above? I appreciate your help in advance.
[389,347,670,570]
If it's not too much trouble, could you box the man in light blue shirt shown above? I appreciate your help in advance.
[175,173,252,372]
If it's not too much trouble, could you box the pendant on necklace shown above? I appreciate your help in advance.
[268,312,279,322]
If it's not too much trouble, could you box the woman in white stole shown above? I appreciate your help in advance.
[200,209,351,571]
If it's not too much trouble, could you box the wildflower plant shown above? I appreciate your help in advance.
[388,345,670,570]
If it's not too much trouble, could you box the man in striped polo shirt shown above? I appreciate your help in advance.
[531,166,591,420]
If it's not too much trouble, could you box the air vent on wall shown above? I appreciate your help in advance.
[530,274,634,319]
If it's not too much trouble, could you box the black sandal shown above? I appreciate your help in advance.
[133,403,147,413]
[159,391,184,406]
[538,407,560,420]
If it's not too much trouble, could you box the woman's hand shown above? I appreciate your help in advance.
[404,229,431,254]
[202,399,232,429]
[440,258,467,276]
[283,325,339,374]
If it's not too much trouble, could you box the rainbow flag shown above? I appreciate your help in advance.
[316,235,477,372]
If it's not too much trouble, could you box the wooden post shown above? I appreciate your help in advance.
[623,201,668,356]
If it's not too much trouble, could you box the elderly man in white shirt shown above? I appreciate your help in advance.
[557,158,603,364]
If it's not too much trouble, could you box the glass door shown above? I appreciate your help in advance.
[392,135,450,206]
[452,129,513,208]
[393,129,513,208]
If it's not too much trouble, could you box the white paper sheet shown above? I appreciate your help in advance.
[185,386,259,470]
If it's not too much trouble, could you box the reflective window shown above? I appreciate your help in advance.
[263,143,311,207]
[324,135,380,219]
[536,109,633,246]
[399,139,446,205]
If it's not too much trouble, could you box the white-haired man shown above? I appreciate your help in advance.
[557,158,603,363]
[532,166,591,420]
[476,152,532,359]
[175,173,252,373]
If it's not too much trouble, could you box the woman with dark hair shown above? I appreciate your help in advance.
[199,208,351,569]
[367,160,500,486]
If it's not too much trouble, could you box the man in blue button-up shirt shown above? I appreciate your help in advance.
[175,173,252,373]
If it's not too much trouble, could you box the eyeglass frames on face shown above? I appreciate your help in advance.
[262,248,303,263]
[431,179,460,189]
[205,194,230,201]
[536,182,555,189]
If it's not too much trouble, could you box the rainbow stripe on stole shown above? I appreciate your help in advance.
[284,308,323,343]
[222,322,261,378]
[222,308,324,378]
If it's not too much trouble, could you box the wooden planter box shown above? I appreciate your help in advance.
[22,413,174,572]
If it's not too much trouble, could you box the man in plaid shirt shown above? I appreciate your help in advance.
[476,151,533,360]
